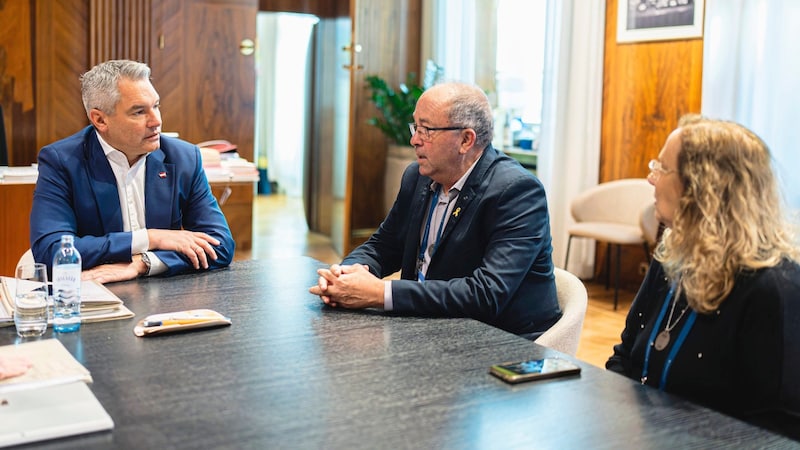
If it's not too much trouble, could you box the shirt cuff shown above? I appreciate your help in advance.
[146,251,168,276]
[131,229,149,255]
[383,280,393,311]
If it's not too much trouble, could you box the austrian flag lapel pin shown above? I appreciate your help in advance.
[158,171,167,179]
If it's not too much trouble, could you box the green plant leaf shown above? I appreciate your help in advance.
[364,72,425,145]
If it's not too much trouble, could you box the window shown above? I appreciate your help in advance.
[425,0,548,151]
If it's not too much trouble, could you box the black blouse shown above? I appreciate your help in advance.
[607,258,800,438]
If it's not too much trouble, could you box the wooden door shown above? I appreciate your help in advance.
[343,0,422,252]
[305,0,421,256]
[345,0,422,251]
[151,0,257,162]
[306,16,352,256]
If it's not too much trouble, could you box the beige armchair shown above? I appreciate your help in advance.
[17,249,35,269]
[534,268,588,356]
[563,178,654,309]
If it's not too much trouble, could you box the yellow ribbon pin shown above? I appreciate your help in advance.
[453,207,461,217]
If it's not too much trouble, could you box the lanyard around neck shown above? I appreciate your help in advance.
[417,186,451,280]
[641,281,698,390]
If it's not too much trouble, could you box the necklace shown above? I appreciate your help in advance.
[641,280,699,388]
[654,284,688,351]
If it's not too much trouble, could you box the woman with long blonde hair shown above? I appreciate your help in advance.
[607,114,800,436]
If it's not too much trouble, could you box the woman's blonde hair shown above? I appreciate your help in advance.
[655,114,798,313]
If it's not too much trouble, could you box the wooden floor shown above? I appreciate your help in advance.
[238,194,636,368]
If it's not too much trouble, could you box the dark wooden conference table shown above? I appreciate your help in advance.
[1,257,795,449]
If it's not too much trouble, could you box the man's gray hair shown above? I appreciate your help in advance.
[441,82,494,149]
[80,60,151,118]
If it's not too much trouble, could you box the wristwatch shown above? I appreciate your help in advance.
[140,252,152,277]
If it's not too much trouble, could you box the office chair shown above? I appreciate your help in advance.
[564,178,654,309]
[639,202,661,249]
[17,249,35,269]
[534,268,588,356]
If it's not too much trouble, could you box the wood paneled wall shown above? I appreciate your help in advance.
[0,0,36,166]
[34,0,91,166]
[258,0,347,17]
[599,0,703,287]
[601,0,703,182]
[1,0,257,166]
[90,0,152,66]
[0,0,89,166]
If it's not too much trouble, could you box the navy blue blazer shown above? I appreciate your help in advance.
[30,126,235,276]
[343,146,560,338]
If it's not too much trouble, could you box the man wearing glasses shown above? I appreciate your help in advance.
[309,82,560,339]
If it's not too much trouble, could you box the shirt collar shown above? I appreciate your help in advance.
[428,157,480,195]
[95,131,148,169]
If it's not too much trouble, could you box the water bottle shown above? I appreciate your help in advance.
[52,235,82,332]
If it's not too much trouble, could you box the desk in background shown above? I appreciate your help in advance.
[207,177,256,252]
[0,257,792,449]
[0,177,254,276]
[0,181,35,277]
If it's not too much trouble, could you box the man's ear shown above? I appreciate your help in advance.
[89,109,107,132]
[460,128,477,152]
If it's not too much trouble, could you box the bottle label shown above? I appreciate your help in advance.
[53,264,81,302]
[53,265,80,283]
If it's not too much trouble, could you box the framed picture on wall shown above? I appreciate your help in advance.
[617,0,705,43]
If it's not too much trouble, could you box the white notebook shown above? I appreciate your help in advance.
[0,381,114,447]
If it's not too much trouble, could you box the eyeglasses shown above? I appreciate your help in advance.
[648,159,676,180]
[408,123,466,142]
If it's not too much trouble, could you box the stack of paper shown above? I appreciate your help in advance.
[0,277,135,327]
[0,165,38,184]
[0,339,114,446]
[220,157,259,181]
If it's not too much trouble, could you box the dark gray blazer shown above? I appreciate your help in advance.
[343,145,560,338]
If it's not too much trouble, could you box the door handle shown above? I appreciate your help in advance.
[240,38,255,56]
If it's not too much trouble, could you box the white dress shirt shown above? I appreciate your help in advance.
[96,132,166,275]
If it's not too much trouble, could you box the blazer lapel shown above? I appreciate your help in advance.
[84,133,124,234]
[441,186,475,241]
[409,180,433,233]
[436,147,497,248]
[402,178,435,275]
[144,149,175,228]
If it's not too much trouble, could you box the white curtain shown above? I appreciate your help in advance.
[421,0,605,277]
[537,1,606,278]
[255,13,277,186]
[702,0,800,213]
[255,13,318,197]
[428,0,477,83]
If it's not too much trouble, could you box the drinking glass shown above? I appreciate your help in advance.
[14,263,49,338]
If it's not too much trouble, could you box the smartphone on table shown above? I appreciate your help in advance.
[489,357,581,384]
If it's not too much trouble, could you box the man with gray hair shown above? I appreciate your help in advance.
[310,82,559,339]
[30,60,234,282]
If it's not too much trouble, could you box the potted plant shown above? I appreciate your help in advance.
[365,73,425,146]
[365,60,444,145]
[365,61,443,214]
